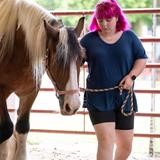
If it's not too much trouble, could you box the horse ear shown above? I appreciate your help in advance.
[44,20,59,40]
[74,16,85,37]
[57,19,64,28]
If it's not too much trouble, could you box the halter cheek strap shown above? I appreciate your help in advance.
[44,48,80,98]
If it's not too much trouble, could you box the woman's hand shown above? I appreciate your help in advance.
[119,75,134,90]
[119,59,147,90]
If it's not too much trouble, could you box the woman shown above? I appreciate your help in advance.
[80,0,148,159]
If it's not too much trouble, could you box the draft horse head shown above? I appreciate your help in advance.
[44,17,84,115]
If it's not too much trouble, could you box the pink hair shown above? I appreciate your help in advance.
[89,0,130,32]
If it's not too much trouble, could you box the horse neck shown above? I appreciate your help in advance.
[17,0,54,85]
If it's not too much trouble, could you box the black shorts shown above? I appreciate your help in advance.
[88,108,134,130]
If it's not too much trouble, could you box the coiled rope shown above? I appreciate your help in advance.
[80,86,134,117]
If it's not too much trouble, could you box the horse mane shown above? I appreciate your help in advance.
[0,0,81,86]
[0,0,55,85]
[0,0,18,62]
[56,28,82,70]
[17,0,55,85]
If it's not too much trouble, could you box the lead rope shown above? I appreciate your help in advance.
[80,86,134,117]
[120,88,134,116]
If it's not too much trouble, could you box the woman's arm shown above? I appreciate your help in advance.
[119,58,147,90]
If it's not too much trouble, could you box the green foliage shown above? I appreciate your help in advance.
[32,0,153,32]
[118,0,152,31]
[118,0,152,8]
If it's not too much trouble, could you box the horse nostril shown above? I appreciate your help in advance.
[65,103,71,112]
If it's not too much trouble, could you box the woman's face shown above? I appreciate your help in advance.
[96,17,118,32]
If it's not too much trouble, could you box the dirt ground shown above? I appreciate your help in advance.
[28,145,95,160]
[27,133,96,160]
[27,133,160,160]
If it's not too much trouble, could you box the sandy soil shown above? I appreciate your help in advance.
[27,133,160,160]
[27,133,96,160]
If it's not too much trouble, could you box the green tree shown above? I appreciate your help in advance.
[118,0,152,35]
[33,0,152,33]
[33,0,61,10]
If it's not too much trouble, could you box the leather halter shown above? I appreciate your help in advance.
[44,48,79,98]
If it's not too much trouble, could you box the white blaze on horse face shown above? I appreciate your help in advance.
[64,61,80,114]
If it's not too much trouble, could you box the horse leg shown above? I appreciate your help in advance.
[0,87,13,160]
[8,89,38,160]
[0,141,9,160]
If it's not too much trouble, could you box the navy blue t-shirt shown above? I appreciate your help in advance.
[80,30,148,112]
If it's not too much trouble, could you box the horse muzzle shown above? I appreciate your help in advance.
[57,89,80,115]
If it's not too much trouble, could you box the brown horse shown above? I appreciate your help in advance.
[0,0,85,159]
